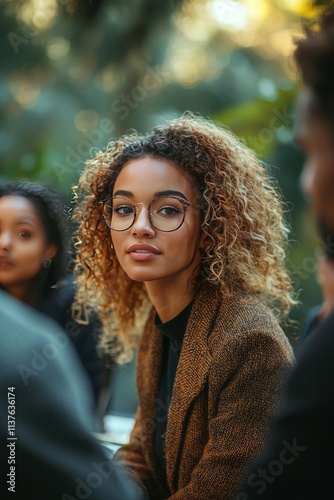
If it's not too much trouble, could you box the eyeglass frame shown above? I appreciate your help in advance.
[100,195,202,232]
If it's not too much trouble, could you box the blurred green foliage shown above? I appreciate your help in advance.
[0,0,332,336]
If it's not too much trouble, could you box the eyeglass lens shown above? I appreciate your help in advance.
[103,196,187,232]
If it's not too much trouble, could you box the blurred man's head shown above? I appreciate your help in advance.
[294,10,334,255]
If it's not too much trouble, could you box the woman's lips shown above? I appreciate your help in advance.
[127,245,160,261]
[0,257,14,268]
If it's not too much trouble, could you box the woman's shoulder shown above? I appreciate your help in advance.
[202,289,292,352]
[200,293,294,376]
[219,292,280,326]
[38,276,76,324]
[194,286,279,329]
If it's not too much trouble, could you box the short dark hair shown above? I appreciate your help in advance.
[294,9,334,127]
[0,181,69,290]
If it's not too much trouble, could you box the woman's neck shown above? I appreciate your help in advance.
[145,279,198,323]
[2,284,41,308]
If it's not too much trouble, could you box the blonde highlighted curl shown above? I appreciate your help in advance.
[72,113,295,364]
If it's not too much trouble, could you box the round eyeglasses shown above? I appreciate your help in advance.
[101,196,200,232]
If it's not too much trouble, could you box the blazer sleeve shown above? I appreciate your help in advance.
[168,328,294,500]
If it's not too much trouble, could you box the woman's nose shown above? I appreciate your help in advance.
[299,160,314,198]
[0,232,12,249]
[131,207,155,237]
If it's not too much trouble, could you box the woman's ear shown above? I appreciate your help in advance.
[199,231,210,251]
[45,243,58,261]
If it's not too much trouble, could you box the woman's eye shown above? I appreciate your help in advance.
[18,231,31,239]
[114,205,135,216]
[159,206,181,216]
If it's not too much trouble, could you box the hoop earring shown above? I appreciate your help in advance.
[43,259,52,269]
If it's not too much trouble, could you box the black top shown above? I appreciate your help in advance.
[154,300,194,470]
[37,275,104,405]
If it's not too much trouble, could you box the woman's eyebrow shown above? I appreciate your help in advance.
[154,190,188,200]
[113,189,188,200]
[0,215,36,227]
[113,189,133,197]
[15,219,36,227]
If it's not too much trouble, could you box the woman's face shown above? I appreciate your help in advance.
[0,195,57,295]
[297,88,334,233]
[110,157,206,288]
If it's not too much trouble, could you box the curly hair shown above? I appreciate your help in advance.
[0,181,69,292]
[72,113,295,363]
[294,9,334,128]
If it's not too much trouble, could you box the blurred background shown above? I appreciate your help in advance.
[0,0,331,421]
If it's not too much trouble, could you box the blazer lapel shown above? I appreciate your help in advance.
[165,286,221,487]
[136,310,170,491]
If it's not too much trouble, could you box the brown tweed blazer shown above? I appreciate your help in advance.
[114,285,294,499]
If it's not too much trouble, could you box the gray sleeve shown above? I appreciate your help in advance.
[0,293,137,500]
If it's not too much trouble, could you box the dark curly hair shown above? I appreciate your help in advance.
[0,181,69,292]
[294,9,334,128]
[73,113,295,363]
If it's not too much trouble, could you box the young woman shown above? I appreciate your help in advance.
[0,182,66,305]
[0,181,104,412]
[73,114,295,499]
